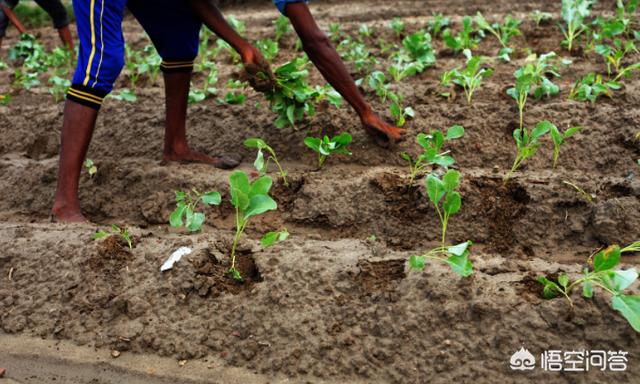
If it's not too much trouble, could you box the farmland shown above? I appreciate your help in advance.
[1,0,640,383]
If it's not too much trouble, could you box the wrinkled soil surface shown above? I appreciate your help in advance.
[1,0,640,383]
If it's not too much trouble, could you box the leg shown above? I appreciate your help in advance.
[161,70,239,168]
[51,101,98,222]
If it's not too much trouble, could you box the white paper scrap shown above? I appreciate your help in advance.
[161,247,192,272]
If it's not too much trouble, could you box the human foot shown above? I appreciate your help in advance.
[50,202,87,223]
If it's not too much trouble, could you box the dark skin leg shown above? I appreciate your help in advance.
[51,101,98,222]
[161,71,239,168]
[285,3,404,145]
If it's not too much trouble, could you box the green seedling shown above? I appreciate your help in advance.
[392,30,436,74]
[170,189,221,232]
[426,169,464,250]
[92,224,133,250]
[390,97,414,127]
[261,228,289,247]
[569,73,621,103]
[538,242,640,332]
[223,79,247,105]
[274,15,292,42]
[441,49,493,104]
[550,125,582,167]
[428,13,450,37]
[408,241,473,278]
[49,75,70,102]
[505,120,553,182]
[229,171,278,281]
[443,16,481,52]
[11,68,40,90]
[531,10,553,26]
[563,180,594,205]
[359,24,375,39]
[595,39,639,78]
[304,133,353,168]
[337,38,377,72]
[475,12,522,55]
[244,138,289,186]
[83,159,97,178]
[390,17,405,38]
[257,38,279,62]
[328,23,342,43]
[402,125,465,184]
[112,88,137,103]
[560,0,594,51]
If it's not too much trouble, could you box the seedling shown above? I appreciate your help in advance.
[408,241,473,278]
[475,12,522,59]
[428,13,450,37]
[390,96,414,127]
[337,38,377,72]
[595,39,639,78]
[531,10,553,26]
[441,50,493,104]
[261,228,289,247]
[505,120,553,182]
[563,180,594,205]
[443,16,481,52]
[390,17,405,38]
[359,24,375,39]
[257,38,279,62]
[83,159,97,178]
[537,242,640,332]
[392,30,436,74]
[304,133,353,168]
[92,224,133,250]
[569,73,621,103]
[426,170,464,250]
[560,0,594,51]
[550,125,582,167]
[244,138,289,186]
[402,125,465,184]
[112,88,137,103]
[49,76,70,102]
[170,189,221,232]
[228,171,278,281]
[222,79,247,105]
[274,15,292,42]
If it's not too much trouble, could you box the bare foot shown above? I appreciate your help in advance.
[163,148,241,170]
[361,113,405,147]
[51,203,88,223]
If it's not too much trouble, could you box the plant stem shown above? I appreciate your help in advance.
[230,206,245,271]
[268,148,289,187]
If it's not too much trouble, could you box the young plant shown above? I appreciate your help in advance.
[228,172,278,281]
[563,180,594,205]
[443,16,481,52]
[560,0,594,51]
[530,10,553,27]
[428,13,450,37]
[170,189,221,232]
[223,79,247,105]
[595,39,638,78]
[111,88,137,103]
[475,12,522,60]
[408,241,473,278]
[244,138,289,186]
[441,49,493,103]
[256,38,279,62]
[505,120,552,182]
[550,125,582,168]
[261,228,289,247]
[538,242,640,332]
[392,30,436,74]
[49,75,70,102]
[304,133,352,168]
[426,169,464,250]
[569,73,621,103]
[390,17,405,38]
[389,96,415,127]
[83,159,97,178]
[401,125,465,184]
[92,224,133,249]
[274,15,292,42]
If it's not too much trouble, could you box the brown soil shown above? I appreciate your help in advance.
[1,0,640,383]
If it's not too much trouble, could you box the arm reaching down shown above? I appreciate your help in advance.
[283,2,403,145]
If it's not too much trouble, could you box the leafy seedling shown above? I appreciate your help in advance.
[595,39,638,78]
[392,30,436,74]
[408,240,473,278]
[257,38,279,62]
[443,16,481,52]
[244,138,289,186]
[92,224,133,250]
[537,242,640,332]
[83,159,97,178]
[112,88,137,103]
[475,12,522,60]
[505,120,553,182]
[170,189,221,232]
[229,171,278,281]
[390,18,405,38]
[274,15,292,42]
[49,76,70,102]
[426,169,464,249]
[531,10,553,26]
[428,13,450,37]
[441,49,493,103]
[550,124,582,167]
[401,125,465,184]
[261,228,289,247]
[569,72,621,103]
[560,0,594,51]
[304,133,353,168]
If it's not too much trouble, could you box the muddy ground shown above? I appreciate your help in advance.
[1,0,640,383]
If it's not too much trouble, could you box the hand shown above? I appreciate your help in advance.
[360,112,405,147]
[241,46,276,93]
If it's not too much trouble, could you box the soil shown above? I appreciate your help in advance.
[1,0,640,383]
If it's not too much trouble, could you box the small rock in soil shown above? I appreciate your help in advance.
[111,350,121,358]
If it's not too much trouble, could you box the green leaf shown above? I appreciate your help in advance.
[186,211,205,232]
[426,175,446,204]
[201,191,222,206]
[443,170,461,191]
[605,269,639,292]
[594,245,622,272]
[532,120,553,140]
[261,229,289,247]
[228,267,244,282]
[537,276,561,299]
[443,191,462,216]
[558,272,569,288]
[409,255,426,270]
[249,176,273,198]
[611,294,640,332]
[448,241,471,256]
[91,230,109,241]
[244,195,278,219]
[583,268,593,298]
[304,137,321,153]
[446,253,473,277]
[230,171,250,196]
[170,203,187,227]
[445,125,465,140]
[244,138,267,149]
[254,148,266,175]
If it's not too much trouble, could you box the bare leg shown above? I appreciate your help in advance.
[161,71,240,169]
[51,101,98,222]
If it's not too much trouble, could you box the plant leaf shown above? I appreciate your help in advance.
[446,253,473,277]
[169,203,187,227]
[409,255,426,270]
[201,191,222,206]
[244,195,278,219]
[445,125,465,140]
[249,176,273,198]
[426,174,446,204]
[594,245,622,272]
[443,191,462,216]
[611,294,640,332]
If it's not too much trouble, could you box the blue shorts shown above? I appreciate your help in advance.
[68,0,201,109]
[274,0,308,15]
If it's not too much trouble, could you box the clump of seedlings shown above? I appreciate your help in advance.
[443,16,481,52]
[390,30,436,78]
[441,50,493,103]
[560,0,594,51]
[244,138,289,186]
[92,225,133,249]
[538,242,640,332]
[569,72,621,103]
[304,133,353,168]
[401,125,465,184]
[475,12,522,60]
[170,189,221,232]
[83,159,97,178]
